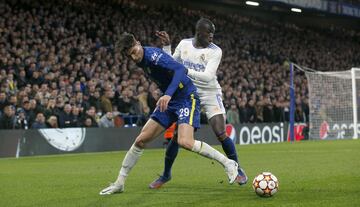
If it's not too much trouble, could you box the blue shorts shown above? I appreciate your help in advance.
[150,93,201,130]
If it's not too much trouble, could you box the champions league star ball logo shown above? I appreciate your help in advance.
[39,128,86,151]
[225,124,236,143]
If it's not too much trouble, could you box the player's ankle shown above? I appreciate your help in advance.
[115,175,126,186]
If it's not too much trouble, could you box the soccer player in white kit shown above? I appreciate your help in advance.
[149,18,248,189]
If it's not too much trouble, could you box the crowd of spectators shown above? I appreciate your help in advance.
[343,0,360,5]
[0,0,359,129]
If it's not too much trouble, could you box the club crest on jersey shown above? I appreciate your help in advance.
[200,54,205,62]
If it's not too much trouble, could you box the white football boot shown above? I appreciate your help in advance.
[225,160,239,184]
[99,183,124,195]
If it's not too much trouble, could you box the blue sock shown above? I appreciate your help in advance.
[221,137,239,165]
[162,139,179,179]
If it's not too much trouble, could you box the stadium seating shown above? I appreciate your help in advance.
[0,0,359,129]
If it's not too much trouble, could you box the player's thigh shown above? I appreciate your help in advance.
[150,106,177,130]
[176,94,201,130]
[175,94,201,149]
[199,92,226,120]
[135,119,165,147]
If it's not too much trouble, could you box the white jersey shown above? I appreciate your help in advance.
[163,38,222,92]
[163,38,225,119]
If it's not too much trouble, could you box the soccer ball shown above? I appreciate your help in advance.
[252,172,279,197]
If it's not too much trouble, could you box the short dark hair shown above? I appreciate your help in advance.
[196,18,215,33]
[116,32,136,53]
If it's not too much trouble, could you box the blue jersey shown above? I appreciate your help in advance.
[137,47,197,100]
[137,47,201,129]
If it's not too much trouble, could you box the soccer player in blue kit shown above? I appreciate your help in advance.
[99,32,238,195]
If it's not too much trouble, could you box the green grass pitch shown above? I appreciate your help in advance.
[0,139,359,207]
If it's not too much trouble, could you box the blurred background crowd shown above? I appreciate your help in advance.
[0,0,359,129]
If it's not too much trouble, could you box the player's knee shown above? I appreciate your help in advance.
[177,138,193,150]
[217,134,227,142]
[214,130,227,142]
[134,138,145,149]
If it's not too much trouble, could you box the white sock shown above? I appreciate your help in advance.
[192,140,229,167]
[115,144,143,186]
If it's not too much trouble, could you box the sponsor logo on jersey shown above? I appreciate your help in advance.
[182,61,205,72]
[151,52,163,65]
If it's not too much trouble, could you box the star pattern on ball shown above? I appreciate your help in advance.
[253,172,279,197]
[253,181,259,188]
[264,188,271,194]
[264,175,271,181]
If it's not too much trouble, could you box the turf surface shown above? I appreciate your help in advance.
[0,139,359,207]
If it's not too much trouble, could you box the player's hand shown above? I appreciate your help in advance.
[155,31,170,46]
[157,95,171,112]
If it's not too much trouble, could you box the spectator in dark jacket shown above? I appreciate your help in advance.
[0,92,8,112]
[238,100,248,123]
[83,116,98,128]
[31,112,47,129]
[263,97,275,122]
[58,104,74,128]
[46,115,59,128]
[88,90,102,111]
[17,69,28,89]
[247,99,257,123]
[0,105,16,129]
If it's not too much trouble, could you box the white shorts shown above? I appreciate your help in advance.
[197,89,226,120]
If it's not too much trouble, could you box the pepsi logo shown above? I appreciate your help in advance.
[226,124,236,143]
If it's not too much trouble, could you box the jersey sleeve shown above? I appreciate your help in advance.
[162,45,172,55]
[172,41,182,63]
[187,48,222,82]
[162,41,182,63]
[150,50,186,97]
